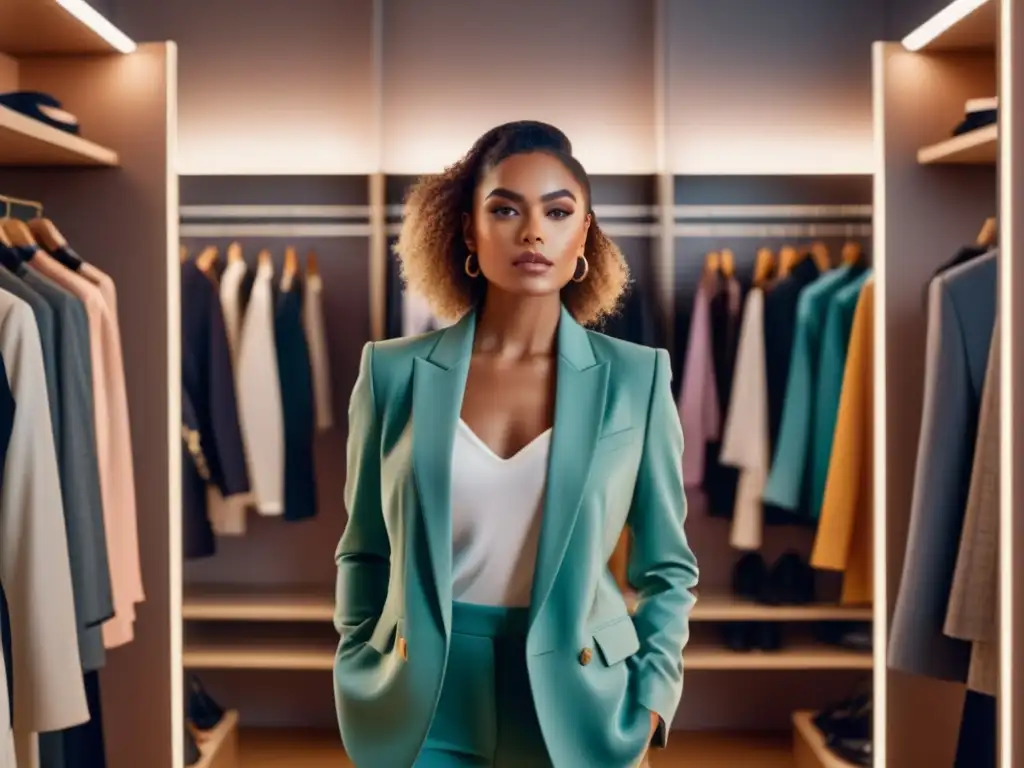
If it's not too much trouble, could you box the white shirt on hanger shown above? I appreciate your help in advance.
[719,287,768,551]
[235,259,285,515]
[450,420,550,607]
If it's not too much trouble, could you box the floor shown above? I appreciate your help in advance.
[236,728,795,767]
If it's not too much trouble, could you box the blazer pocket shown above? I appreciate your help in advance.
[596,427,638,454]
[367,618,398,655]
[592,615,641,666]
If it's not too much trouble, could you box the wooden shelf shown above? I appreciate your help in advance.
[793,710,861,768]
[0,0,133,56]
[182,584,872,624]
[236,727,792,767]
[918,124,997,165]
[904,0,996,51]
[182,636,871,672]
[193,709,239,768]
[0,104,118,165]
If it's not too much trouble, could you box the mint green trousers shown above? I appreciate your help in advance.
[414,601,553,767]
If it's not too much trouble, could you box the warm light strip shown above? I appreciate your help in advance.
[54,0,137,53]
[901,0,990,51]
[870,41,889,768]
[998,0,1014,764]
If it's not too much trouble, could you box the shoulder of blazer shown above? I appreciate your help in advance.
[585,329,662,383]
[364,327,448,398]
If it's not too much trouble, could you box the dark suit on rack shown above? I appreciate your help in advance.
[181,260,250,559]
[888,251,996,683]
[275,280,317,521]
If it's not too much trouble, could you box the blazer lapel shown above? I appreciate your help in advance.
[529,307,609,625]
[411,310,475,637]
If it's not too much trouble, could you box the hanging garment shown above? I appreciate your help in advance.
[944,317,999,696]
[78,262,144,620]
[26,247,137,648]
[303,270,334,431]
[677,275,719,488]
[0,258,110,676]
[719,287,768,550]
[763,265,861,515]
[763,258,820,452]
[181,260,250,559]
[812,278,874,605]
[206,257,253,538]
[275,279,317,521]
[888,251,996,683]
[702,275,743,518]
[0,290,89,764]
[809,270,872,519]
[236,259,285,515]
[600,278,660,348]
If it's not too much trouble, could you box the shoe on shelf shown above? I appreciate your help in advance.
[187,673,226,732]
[731,553,768,602]
[763,551,816,605]
[753,621,783,651]
[184,722,201,767]
[828,734,873,767]
[721,622,755,652]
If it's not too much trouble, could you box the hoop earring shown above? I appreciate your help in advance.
[572,255,589,283]
[465,253,480,278]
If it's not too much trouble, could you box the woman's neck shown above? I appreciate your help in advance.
[474,291,561,361]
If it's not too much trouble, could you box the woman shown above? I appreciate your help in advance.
[333,121,698,767]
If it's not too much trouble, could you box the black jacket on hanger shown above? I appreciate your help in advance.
[181,260,250,558]
[275,279,318,521]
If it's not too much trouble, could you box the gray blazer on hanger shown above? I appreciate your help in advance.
[945,315,999,696]
[887,251,996,683]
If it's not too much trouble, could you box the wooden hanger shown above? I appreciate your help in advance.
[27,215,67,253]
[753,246,775,286]
[306,249,320,278]
[196,245,219,274]
[842,240,864,265]
[809,241,831,272]
[719,248,736,278]
[0,224,11,248]
[258,249,273,269]
[226,241,243,264]
[976,216,997,247]
[776,245,802,278]
[0,217,37,247]
[283,245,299,283]
[704,250,721,275]
[180,245,190,263]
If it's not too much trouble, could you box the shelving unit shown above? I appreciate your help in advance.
[192,710,240,768]
[0,103,119,166]
[875,0,1000,765]
[792,711,859,768]
[917,123,997,164]
[0,4,176,768]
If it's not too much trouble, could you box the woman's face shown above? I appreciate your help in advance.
[464,152,591,299]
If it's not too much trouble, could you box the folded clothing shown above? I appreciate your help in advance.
[0,90,80,134]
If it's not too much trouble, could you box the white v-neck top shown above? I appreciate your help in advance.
[450,420,551,607]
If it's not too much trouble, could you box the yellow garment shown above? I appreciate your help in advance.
[811,278,873,604]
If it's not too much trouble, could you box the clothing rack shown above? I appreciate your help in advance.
[0,193,43,216]
[179,204,373,238]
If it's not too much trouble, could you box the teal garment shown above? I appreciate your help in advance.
[762,265,860,513]
[333,305,698,768]
[416,601,558,767]
[808,269,872,519]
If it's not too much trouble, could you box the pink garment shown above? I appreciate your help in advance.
[80,263,144,606]
[30,253,138,648]
[677,279,720,487]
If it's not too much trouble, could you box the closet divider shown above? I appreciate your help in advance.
[1003,0,1023,763]
[871,1,1000,763]
[0,5,179,767]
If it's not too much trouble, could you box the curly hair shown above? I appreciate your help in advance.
[393,121,630,328]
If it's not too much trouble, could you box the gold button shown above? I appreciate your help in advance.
[397,637,408,661]
[578,647,593,666]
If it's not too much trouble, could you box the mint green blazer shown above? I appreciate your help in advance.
[333,305,699,767]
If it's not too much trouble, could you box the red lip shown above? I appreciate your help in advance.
[513,251,553,266]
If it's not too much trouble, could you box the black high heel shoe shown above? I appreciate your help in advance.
[187,674,225,731]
